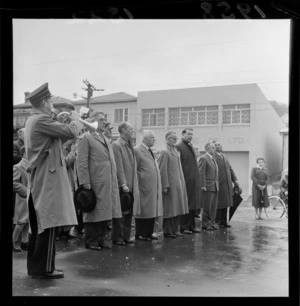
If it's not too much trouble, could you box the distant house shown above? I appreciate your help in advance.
[73,92,137,143]
[13,93,75,129]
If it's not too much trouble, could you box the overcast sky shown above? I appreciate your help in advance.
[13,19,290,105]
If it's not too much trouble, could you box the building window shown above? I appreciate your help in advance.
[114,108,128,123]
[169,106,218,126]
[142,108,165,127]
[222,104,250,124]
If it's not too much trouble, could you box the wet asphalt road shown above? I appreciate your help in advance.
[12,201,289,297]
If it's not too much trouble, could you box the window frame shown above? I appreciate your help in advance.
[114,108,128,123]
[222,104,251,125]
[141,108,165,127]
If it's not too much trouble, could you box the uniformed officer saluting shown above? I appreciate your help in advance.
[24,83,81,279]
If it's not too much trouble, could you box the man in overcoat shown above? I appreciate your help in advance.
[24,83,81,279]
[213,141,239,228]
[134,130,163,240]
[175,128,202,234]
[76,111,122,250]
[111,122,141,245]
[158,131,189,238]
[198,142,219,231]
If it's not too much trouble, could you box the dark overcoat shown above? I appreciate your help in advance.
[214,153,237,209]
[251,167,270,208]
[111,137,141,216]
[175,140,201,210]
[158,144,189,219]
[24,110,79,234]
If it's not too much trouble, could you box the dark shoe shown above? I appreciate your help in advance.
[31,270,64,279]
[221,224,231,228]
[124,239,135,244]
[135,235,151,241]
[259,217,264,220]
[21,242,29,250]
[85,244,101,251]
[98,242,112,249]
[113,241,126,246]
[182,230,193,235]
[163,234,177,238]
[202,226,214,231]
[191,229,201,233]
[211,225,219,230]
[174,232,183,237]
[147,235,158,240]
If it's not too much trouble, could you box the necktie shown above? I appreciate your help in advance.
[148,148,155,159]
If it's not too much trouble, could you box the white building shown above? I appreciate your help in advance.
[136,83,284,197]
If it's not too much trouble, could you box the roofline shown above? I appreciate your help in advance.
[73,98,137,105]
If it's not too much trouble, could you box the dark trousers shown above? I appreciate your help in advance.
[163,216,179,235]
[202,191,218,227]
[75,208,84,233]
[135,218,155,238]
[84,220,108,246]
[216,207,228,225]
[179,210,196,232]
[27,194,56,275]
[112,214,132,242]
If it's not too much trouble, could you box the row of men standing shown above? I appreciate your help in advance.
[23,82,239,279]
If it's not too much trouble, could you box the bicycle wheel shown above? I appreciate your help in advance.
[266,196,287,218]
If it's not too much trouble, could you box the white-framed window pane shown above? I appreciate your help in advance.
[169,108,180,114]
[169,113,179,126]
[241,110,250,123]
[207,105,218,111]
[114,109,123,122]
[223,104,236,110]
[180,113,188,125]
[142,114,149,127]
[142,109,153,114]
[223,111,231,124]
[157,113,165,126]
[207,111,218,124]
[198,112,205,125]
[189,112,197,125]
[194,106,205,111]
[154,108,164,113]
[125,108,128,115]
[237,103,250,109]
[180,107,193,112]
[232,110,240,123]
[150,114,157,126]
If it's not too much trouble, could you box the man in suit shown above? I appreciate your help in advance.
[13,128,25,165]
[103,122,114,143]
[198,142,219,231]
[176,128,202,234]
[158,131,189,238]
[213,141,239,228]
[111,122,141,245]
[24,83,81,279]
[76,111,122,250]
[134,130,163,241]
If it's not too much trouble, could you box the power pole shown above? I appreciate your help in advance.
[82,79,104,108]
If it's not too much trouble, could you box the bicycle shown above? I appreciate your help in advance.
[264,185,287,218]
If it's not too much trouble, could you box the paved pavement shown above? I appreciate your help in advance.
[12,200,289,297]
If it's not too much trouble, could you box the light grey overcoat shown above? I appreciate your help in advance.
[157,144,189,219]
[134,144,163,219]
[76,132,122,222]
[24,110,79,234]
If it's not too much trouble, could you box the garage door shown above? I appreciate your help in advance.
[223,151,249,197]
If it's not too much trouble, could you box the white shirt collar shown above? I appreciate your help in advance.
[141,142,150,150]
[206,152,213,159]
[216,152,222,156]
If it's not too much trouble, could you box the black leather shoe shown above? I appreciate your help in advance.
[191,229,201,233]
[31,270,64,279]
[163,234,177,238]
[85,244,101,251]
[98,243,112,249]
[182,230,193,235]
[135,235,151,241]
[202,226,214,231]
[220,224,231,228]
[113,241,126,246]
[147,235,158,240]
[174,232,183,237]
[21,242,29,250]
[124,239,135,244]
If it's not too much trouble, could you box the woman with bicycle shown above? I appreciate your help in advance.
[251,157,270,220]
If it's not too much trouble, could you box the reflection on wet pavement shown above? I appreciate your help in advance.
[13,213,288,297]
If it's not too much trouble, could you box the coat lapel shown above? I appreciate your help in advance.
[141,144,154,160]
[92,132,109,157]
